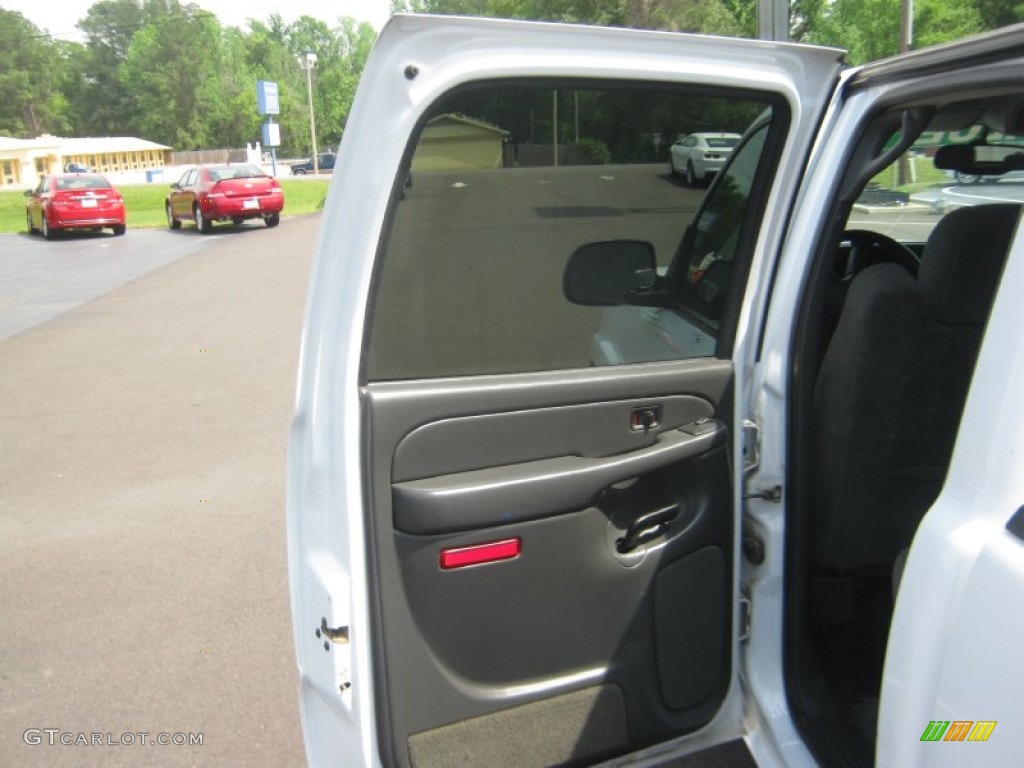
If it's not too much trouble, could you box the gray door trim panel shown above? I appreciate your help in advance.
[392,394,717,482]
[361,357,735,767]
[364,358,733,443]
[394,425,725,534]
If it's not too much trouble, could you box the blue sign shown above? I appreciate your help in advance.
[262,121,281,148]
[256,81,280,116]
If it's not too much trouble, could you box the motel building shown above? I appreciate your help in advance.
[0,134,172,189]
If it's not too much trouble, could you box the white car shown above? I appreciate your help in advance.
[669,131,742,185]
[288,14,1024,768]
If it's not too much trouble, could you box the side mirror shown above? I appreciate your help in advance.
[563,240,657,306]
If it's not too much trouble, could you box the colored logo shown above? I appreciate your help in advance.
[921,721,996,742]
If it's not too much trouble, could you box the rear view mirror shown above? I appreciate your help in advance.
[563,240,657,306]
[934,144,1024,176]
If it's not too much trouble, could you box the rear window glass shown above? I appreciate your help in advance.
[366,81,778,381]
[56,176,111,190]
[208,165,265,180]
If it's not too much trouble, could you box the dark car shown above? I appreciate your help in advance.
[25,173,126,239]
[290,153,336,175]
[165,164,284,233]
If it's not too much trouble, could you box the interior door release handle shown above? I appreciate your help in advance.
[616,503,680,553]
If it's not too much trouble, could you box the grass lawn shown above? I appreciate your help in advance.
[869,157,949,194]
[0,179,329,234]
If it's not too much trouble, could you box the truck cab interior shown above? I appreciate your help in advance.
[787,83,1023,766]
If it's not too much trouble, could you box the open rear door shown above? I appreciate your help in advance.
[288,15,843,767]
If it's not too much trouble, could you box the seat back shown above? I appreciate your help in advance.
[811,203,1020,571]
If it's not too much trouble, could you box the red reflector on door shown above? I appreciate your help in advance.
[440,538,521,570]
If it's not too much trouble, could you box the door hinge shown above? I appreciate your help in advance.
[739,589,752,644]
[742,419,760,472]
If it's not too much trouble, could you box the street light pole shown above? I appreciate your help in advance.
[897,0,914,184]
[299,52,319,174]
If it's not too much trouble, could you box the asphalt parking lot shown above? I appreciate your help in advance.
[0,218,315,767]
[0,229,221,341]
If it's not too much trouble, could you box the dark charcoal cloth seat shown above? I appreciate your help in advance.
[811,203,1020,571]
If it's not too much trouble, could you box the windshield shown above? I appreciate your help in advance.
[851,123,1024,245]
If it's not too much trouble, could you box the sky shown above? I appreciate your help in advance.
[4,0,396,41]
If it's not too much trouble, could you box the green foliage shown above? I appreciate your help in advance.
[0,9,71,136]
[794,0,986,64]
[1,1,377,157]
[71,0,152,136]
[394,0,752,33]
[974,0,1024,27]
[120,6,226,147]
[2,0,1023,153]
[286,16,378,150]
[572,138,611,164]
[915,0,984,50]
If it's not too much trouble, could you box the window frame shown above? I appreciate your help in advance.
[361,77,792,383]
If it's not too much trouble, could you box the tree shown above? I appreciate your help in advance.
[797,0,984,64]
[974,0,1024,27]
[206,27,266,151]
[916,0,984,50]
[243,17,310,156]
[393,0,751,34]
[72,0,149,135]
[119,3,225,147]
[283,16,378,152]
[0,9,70,136]
[318,18,377,143]
[14,0,1009,152]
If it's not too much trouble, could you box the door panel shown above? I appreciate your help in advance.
[287,14,845,768]
[363,361,734,765]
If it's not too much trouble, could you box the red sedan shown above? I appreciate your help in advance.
[165,164,284,233]
[25,173,126,239]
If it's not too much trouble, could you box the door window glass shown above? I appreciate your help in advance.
[367,82,782,380]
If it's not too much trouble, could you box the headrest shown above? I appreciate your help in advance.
[918,203,1020,325]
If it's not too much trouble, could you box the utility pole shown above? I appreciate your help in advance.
[757,0,788,42]
[899,0,913,53]
[574,91,579,144]
[299,53,319,174]
[897,0,914,185]
[553,90,559,167]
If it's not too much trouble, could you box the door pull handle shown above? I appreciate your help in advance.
[616,503,680,553]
